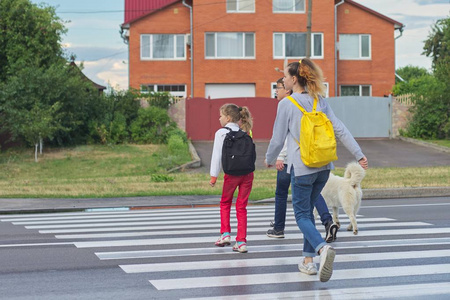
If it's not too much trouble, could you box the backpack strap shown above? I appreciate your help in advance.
[287,96,318,113]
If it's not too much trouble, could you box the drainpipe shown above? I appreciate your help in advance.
[334,0,344,97]
[394,26,404,79]
[182,0,193,98]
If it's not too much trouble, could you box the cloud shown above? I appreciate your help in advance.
[63,46,127,62]
[414,0,450,5]
[76,58,129,91]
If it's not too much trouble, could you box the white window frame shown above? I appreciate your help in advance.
[140,34,186,61]
[271,82,278,98]
[205,32,255,59]
[339,34,371,60]
[226,0,255,13]
[273,32,323,59]
[340,85,372,96]
[273,0,305,13]
[323,82,329,98]
[140,84,187,98]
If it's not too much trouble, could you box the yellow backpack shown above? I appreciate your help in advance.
[287,96,338,167]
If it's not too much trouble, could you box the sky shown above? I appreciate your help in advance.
[30,0,450,91]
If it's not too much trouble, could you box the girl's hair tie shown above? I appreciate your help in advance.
[238,107,243,111]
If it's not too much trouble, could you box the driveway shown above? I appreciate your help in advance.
[191,139,450,173]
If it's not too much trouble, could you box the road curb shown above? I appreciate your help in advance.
[1,187,448,214]
[253,186,450,204]
[398,136,450,153]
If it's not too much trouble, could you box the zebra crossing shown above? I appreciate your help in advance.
[1,204,450,299]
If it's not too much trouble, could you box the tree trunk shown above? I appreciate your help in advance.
[35,143,38,162]
[39,137,43,154]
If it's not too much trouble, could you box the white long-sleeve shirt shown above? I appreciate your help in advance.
[210,122,240,178]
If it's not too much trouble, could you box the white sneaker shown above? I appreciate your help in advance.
[319,245,336,282]
[232,242,248,253]
[298,262,318,275]
[214,233,231,247]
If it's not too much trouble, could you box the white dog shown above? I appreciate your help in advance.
[321,162,366,235]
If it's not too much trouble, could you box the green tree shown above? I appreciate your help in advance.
[0,0,66,83]
[423,17,450,71]
[402,16,450,139]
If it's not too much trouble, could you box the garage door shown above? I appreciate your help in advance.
[205,84,255,99]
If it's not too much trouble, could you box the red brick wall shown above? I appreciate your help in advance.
[128,2,191,92]
[127,0,397,98]
[337,2,396,96]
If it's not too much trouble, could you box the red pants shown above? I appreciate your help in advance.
[220,172,254,242]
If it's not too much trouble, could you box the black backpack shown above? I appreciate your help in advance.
[221,127,256,176]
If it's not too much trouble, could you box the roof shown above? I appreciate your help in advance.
[342,0,404,29]
[69,61,106,91]
[122,0,180,27]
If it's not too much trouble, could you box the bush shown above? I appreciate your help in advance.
[168,128,188,144]
[402,85,450,139]
[130,106,177,144]
[142,91,174,110]
[167,134,188,156]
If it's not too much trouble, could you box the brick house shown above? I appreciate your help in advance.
[121,0,403,99]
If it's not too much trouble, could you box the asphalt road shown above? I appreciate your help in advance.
[191,139,450,172]
[1,196,450,299]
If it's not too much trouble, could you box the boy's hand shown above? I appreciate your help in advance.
[275,160,285,171]
[209,176,217,187]
[264,159,273,168]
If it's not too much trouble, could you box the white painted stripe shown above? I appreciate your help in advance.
[3,208,288,222]
[0,205,283,220]
[0,242,73,248]
[76,227,450,248]
[120,249,450,273]
[96,237,450,260]
[13,211,285,225]
[55,222,430,239]
[181,282,450,300]
[37,218,394,234]
[25,217,391,230]
[37,217,396,234]
[150,263,450,290]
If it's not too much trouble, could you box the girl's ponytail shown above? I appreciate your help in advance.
[288,59,327,99]
[239,106,253,133]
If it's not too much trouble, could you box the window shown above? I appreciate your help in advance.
[140,34,185,60]
[273,0,305,13]
[227,0,255,12]
[273,33,323,58]
[140,84,186,98]
[205,33,255,59]
[339,34,371,59]
[340,85,371,96]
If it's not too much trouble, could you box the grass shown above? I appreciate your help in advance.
[0,144,449,200]
[422,139,450,148]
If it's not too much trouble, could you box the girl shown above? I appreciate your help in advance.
[265,59,368,282]
[210,104,254,253]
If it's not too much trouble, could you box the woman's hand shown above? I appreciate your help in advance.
[358,156,368,170]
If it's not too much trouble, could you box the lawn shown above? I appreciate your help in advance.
[0,144,449,200]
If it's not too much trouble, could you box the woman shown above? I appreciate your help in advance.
[265,59,368,282]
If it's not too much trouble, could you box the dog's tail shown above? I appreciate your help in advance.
[344,162,366,188]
